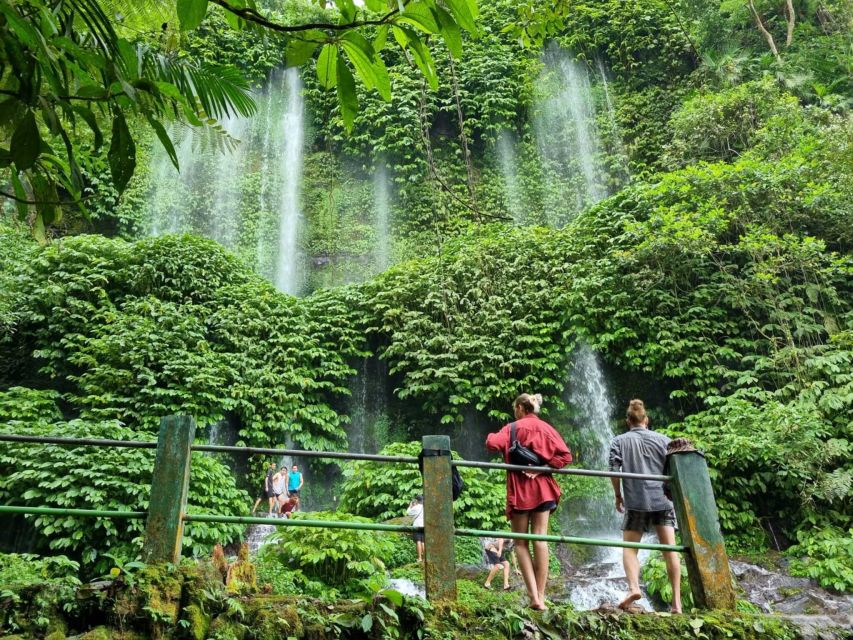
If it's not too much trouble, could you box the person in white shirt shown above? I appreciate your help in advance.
[406,495,425,562]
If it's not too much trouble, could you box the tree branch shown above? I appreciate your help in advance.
[784,0,796,47]
[0,189,88,206]
[209,0,405,34]
[747,0,781,63]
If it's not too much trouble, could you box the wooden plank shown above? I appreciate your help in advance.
[421,435,457,601]
[667,451,736,609]
[141,415,196,564]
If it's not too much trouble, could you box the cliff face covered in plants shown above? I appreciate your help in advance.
[1,0,852,605]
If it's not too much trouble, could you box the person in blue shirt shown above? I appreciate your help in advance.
[287,464,304,510]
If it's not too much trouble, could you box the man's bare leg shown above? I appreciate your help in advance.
[619,529,643,609]
[656,525,682,613]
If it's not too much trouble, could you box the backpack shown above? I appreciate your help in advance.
[418,449,464,500]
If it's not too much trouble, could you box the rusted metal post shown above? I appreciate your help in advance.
[421,435,457,601]
[141,415,196,564]
[667,451,736,610]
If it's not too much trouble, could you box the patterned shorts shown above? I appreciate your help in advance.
[622,509,677,533]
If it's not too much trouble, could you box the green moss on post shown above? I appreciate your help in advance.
[142,415,196,564]
[667,451,737,610]
[421,435,457,602]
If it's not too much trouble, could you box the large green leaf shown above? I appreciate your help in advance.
[336,52,358,132]
[341,32,378,91]
[372,57,392,102]
[177,0,209,31]
[146,116,179,171]
[286,34,321,68]
[317,44,338,89]
[399,2,440,33]
[108,113,136,192]
[435,6,462,59]
[443,0,478,35]
[10,111,41,171]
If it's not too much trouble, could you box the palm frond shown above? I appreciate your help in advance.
[141,49,257,119]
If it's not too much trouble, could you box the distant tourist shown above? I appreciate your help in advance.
[279,495,299,518]
[486,393,573,611]
[406,495,425,563]
[272,465,288,513]
[288,464,304,509]
[251,462,277,515]
[483,537,518,590]
[609,399,681,613]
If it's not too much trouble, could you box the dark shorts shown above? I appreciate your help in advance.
[513,500,557,514]
[264,489,276,499]
[622,508,677,533]
[485,550,506,565]
[412,531,424,543]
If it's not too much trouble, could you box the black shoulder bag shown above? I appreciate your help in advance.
[508,422,544,467]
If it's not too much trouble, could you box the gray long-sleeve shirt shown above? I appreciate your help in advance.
[608,427,672,512]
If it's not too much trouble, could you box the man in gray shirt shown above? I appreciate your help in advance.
[608,399,681,613]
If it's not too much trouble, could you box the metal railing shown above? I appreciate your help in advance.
[0,416,736,609]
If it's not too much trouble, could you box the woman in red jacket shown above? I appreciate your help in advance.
[485,393,573,610]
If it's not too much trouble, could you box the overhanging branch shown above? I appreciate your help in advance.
[209,0,406,34]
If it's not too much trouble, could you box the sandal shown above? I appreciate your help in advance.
[483,583,492,589]
[503,585,512,591]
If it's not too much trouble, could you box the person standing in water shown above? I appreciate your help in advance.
[288,464,304,510]
[252,462,277,515]
[271,466,288,515]
[406,495,425,562]
[609,399,681,613]
[486,393,573,611]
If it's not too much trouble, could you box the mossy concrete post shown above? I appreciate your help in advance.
[142,415,196,564]
[667,451,736,610]
[421,435,457,602]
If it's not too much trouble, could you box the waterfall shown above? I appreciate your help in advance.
[138,68,306,293]
[273,67,304,295]
[373,165,391,272]
[535,46,607,225]
[496,130,523,223]
[561,342,653,610]
[595,57,631,182]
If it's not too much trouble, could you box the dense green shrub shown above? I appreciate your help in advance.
[260,511,395,594]
[0,397,248,572]
[664,79,801,167]
[338,442,506,530]
[787,526,853,592]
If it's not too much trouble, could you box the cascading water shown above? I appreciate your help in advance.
[595,58,631,183]
[273,67,304,295]
[139,67,305,293]
[534,46,607,225]
[496,130,523,223]
[560,343,653,610]
[373,165,392,272]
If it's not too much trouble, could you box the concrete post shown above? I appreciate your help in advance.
[667,451,736,609]
[141,415,196,564]
[421,435,457,601]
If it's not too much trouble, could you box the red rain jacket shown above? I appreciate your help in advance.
[486,414,573,518]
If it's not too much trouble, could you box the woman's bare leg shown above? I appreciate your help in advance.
[530,510,551,605]
[511,512,543,609]
[502,561,511,588]
[484,564,500,588]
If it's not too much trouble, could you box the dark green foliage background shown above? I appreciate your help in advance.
[2,0,852,592]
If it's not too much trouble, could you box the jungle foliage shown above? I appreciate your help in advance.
[1,0,852,595]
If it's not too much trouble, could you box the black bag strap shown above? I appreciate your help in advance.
[510,422,517,447]
[421,449,451,457]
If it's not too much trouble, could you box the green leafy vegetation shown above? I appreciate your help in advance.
[339,441,505,529]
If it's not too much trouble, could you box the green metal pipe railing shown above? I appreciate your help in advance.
[0,433,669,481]
[0,505,146,519]
[182,513,415,533]
[454,527,686,552]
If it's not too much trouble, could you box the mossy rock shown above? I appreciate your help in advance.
[180,604,211,640]
[112,563,183,636]
[180,561,225,607]
[246,598,303,640]
[206,617,247,640]
[78,627,111,640]
[44,632,66,640]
